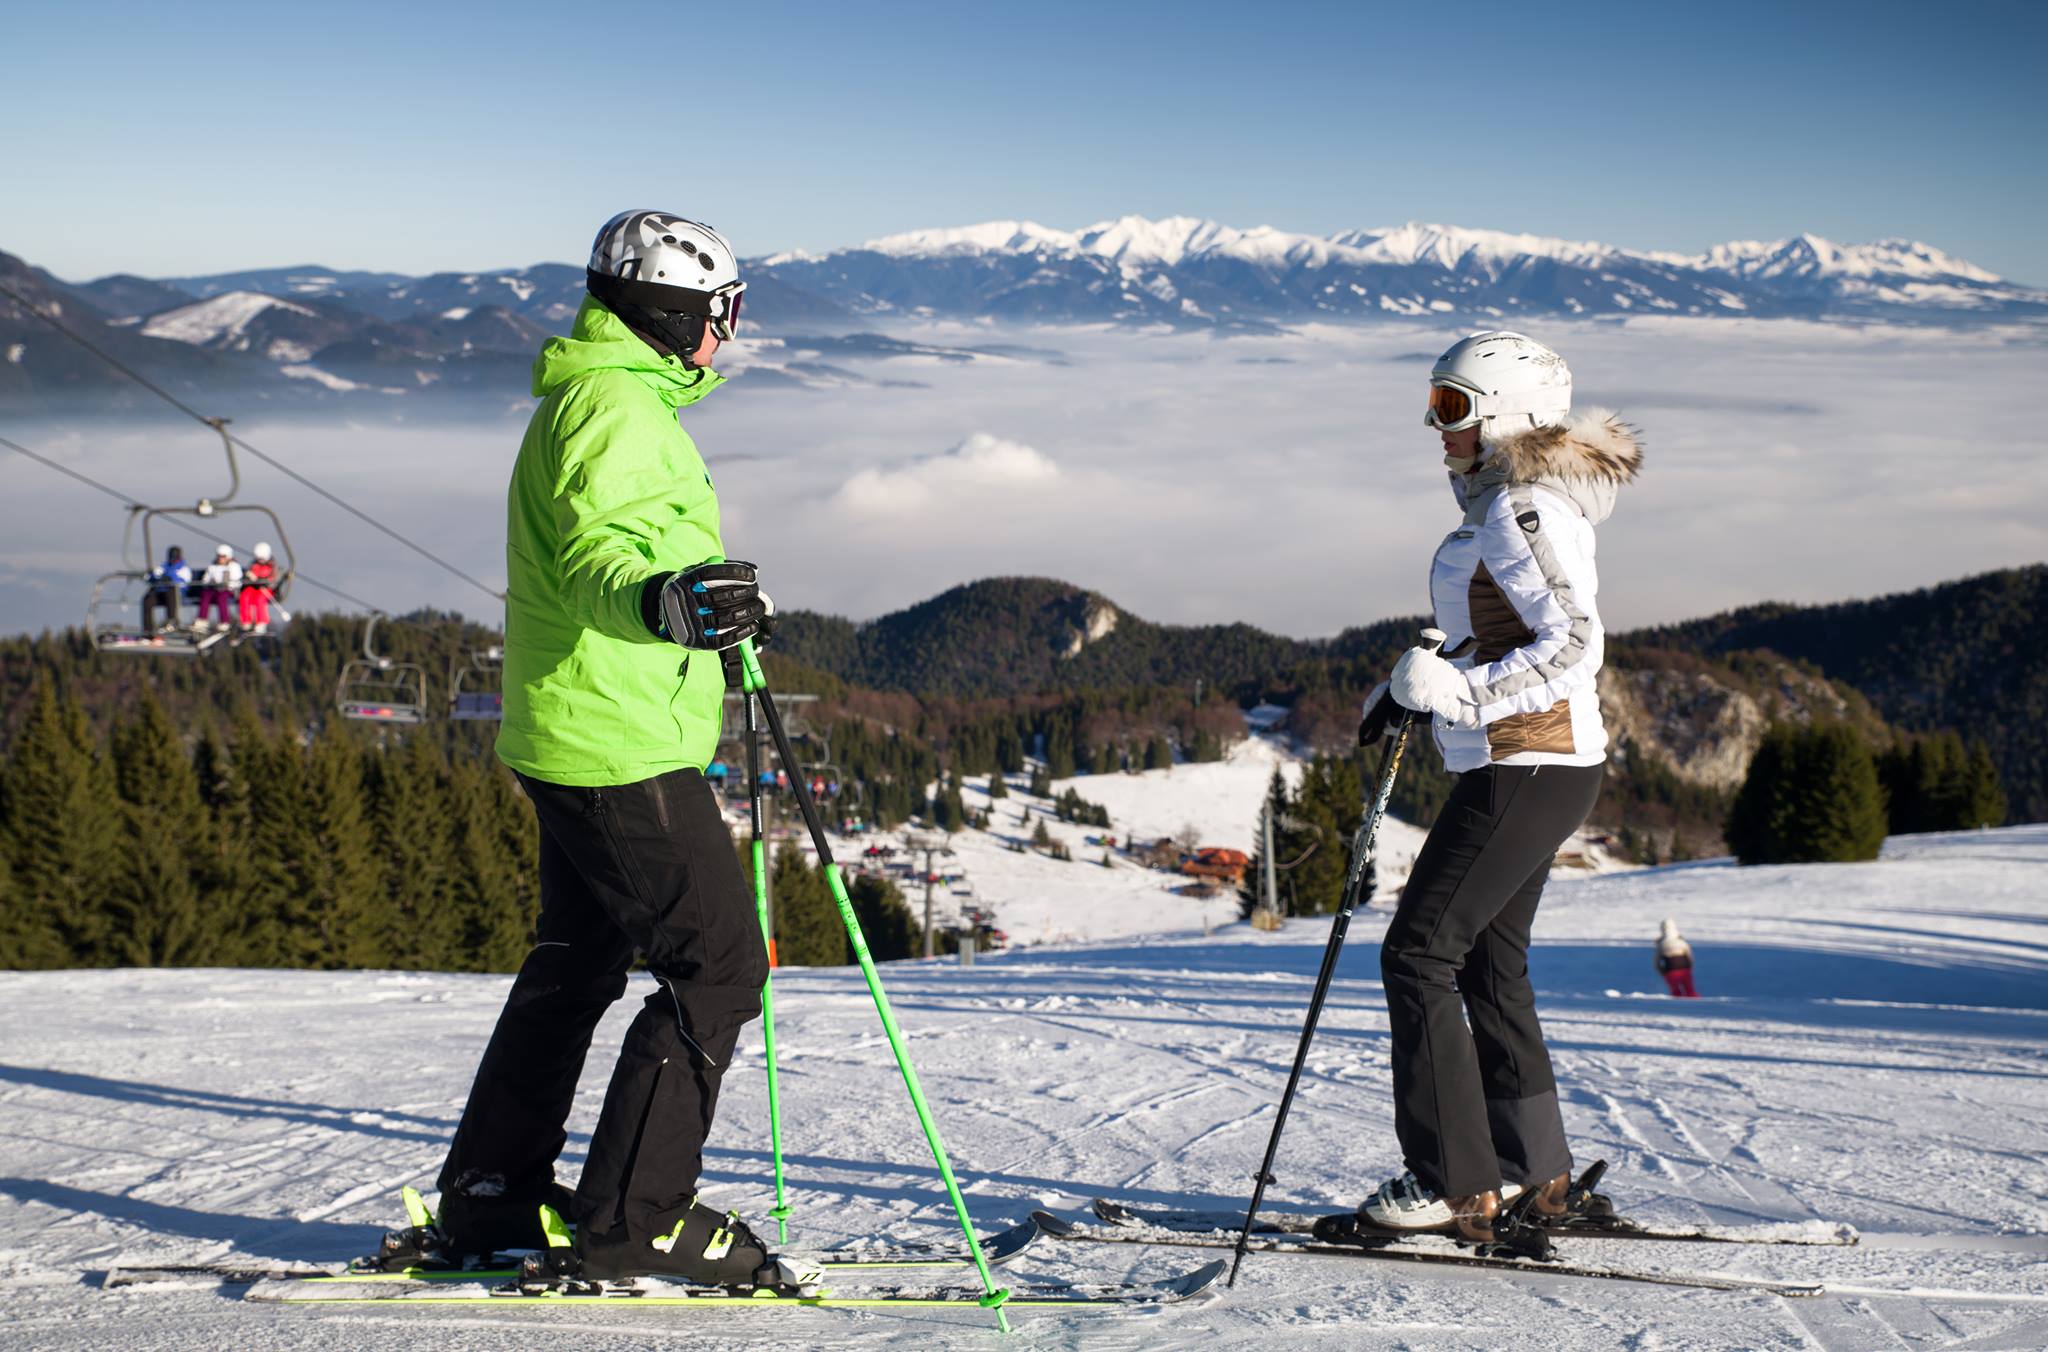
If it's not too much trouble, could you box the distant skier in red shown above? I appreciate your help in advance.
[1656,918,1697,997]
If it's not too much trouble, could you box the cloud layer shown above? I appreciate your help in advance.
[2,318,2042,641]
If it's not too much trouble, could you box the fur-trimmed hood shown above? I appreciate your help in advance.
[1454,408,1643,525]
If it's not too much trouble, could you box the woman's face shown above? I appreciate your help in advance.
[1439,424,1481,464]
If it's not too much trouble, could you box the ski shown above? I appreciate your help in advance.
[1094,1197,1859,1248]
[1036,1211,1823,1298]
[103,1259,518,1288]
[107,1217,1044,1289]
[244,1259,1226,1309]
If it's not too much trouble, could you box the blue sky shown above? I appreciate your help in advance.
[4,0,2045,283]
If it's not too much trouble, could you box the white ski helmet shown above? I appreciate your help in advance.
[253,541,273,561]
[215,543,234,558]
[1425,331,1572,442]
[586,210,746,359]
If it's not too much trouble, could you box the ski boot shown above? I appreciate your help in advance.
[353,1187,476,1273]
[1510,1160,1632,1235]
[1505,1160,1617,1226]
[436,1173,578,1258]
[1315,1170,1553,1260]
[518,1199,814,1297]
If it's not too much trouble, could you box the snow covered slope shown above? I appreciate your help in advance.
[2,828,2045,1349]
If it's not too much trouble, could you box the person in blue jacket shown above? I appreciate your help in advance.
[141,545,191,632]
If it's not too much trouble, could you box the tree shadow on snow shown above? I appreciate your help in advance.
[0,1176,376,1265]
[0,1063,457,1145]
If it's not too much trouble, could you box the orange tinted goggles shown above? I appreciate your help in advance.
[1425,382,1475,429]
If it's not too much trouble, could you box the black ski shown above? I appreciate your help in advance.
[1096,1197,1859,1248]
[1036,1211,1824,1298]
[108,1217,1043,1289]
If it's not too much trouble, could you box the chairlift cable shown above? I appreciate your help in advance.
[3,431,393,615]
[0,285,507,603]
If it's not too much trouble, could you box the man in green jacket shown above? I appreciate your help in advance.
[434,210,779,1287]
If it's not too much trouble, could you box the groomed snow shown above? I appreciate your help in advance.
[5,815,2045,1349]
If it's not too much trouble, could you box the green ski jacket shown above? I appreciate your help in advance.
[496,297,730,787]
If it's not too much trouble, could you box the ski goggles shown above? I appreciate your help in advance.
[1424,379,1483,432]
[706,280,747,341]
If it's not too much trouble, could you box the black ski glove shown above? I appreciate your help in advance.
[641,560,770,650]
[1357,680,1399,746]
[720,605,778,688]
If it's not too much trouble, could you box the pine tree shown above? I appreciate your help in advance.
[230,709,301,964]
[1290,754,1364,915]
[987,771,1008,800]
[770,842,842,967]
[1963,741,2007,829]
[104,690,214,965]
[1730,723,1887,864]
[1045,722,1075,779]
[447,757,536,971]
[287,722,380,967]
[1144,735,1171,771]
[3,682,116,964]
[0,828,62,968]
[1028,764,1052,797]
[191,723,263,963]
[368,733,462,968]
[1726,726,1795,865]
[848,872,919,962]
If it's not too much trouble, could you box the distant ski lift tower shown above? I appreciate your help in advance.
[905,831,950,959]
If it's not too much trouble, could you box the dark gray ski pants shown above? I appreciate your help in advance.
[1381,761,1602,1198]
[438,767,766,1245]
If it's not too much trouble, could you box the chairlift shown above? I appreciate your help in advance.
[448,644,504,722]
[337,614,430,724]
[86,418,297,657]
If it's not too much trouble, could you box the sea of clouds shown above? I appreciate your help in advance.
[2,317,2041,640]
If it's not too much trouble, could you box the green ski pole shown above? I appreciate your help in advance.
[741,682,792,1244]
[738,638,1012,1334]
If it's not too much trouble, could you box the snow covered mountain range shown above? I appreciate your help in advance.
[766,215,2046,326]
[3,216,2041,410]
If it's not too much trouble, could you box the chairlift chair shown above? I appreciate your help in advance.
[87,418,297,657]
[337,614,430,724]
[449,644,504,722]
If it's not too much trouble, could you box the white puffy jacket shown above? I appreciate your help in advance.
[1427,410,1643,772]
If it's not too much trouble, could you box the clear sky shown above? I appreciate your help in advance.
[3,0,2045,283]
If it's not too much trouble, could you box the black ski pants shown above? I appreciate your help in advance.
[1380,761,1602,1198]
[438,767,767,1245]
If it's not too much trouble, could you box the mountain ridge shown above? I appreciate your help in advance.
[7,213,2041,411]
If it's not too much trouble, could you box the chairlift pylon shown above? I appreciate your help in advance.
[86,418,298,657]
[336,613,430,725]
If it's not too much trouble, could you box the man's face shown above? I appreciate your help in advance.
[692,326,722,369]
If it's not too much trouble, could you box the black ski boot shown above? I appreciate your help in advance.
[521,1200,788,1294]
[436,1174,578,1258]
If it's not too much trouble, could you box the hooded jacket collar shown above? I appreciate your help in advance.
[1453,409,1644,525]
[530,296,725,411]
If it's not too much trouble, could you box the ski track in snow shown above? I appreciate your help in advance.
[2,827,2047,1348]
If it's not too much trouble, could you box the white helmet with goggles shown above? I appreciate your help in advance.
[1424,331,1572,443]
[586,210,746,362]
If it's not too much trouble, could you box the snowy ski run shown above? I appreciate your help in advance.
[4,820,2046,1348]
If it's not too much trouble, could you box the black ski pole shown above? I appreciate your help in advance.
[1228,627,1458,1287]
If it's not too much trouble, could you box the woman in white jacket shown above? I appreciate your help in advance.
[1356,332,1642,1245]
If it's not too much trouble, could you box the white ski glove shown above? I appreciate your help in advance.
[1390,645,1480,728]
